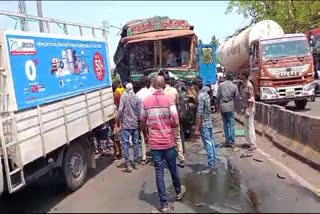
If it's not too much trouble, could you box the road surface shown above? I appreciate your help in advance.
[0,115,319,213]
[286,97,320,117]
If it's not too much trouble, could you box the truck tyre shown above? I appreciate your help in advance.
[294,99,308,110]
[0,160,4,196]
[62,143,88,192]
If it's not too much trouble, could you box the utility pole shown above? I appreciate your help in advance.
[36,0,44,32]
[18,0,28,31]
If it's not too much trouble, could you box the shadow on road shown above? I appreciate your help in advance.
[0,155,114,213]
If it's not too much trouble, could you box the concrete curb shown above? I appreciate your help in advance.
[234,112,320,170]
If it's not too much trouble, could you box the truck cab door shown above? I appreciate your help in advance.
[198,44,217,85]
[250,42,260,72]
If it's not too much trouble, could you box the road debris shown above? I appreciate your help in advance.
[277,173,286,179]
[253,158,264,162]
[240,153,253,158]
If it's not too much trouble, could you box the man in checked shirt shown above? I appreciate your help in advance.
[193,76,217,175]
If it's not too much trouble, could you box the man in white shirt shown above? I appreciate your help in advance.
[136,76,152,165]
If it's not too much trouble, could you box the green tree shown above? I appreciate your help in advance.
[210,35,220,47]
[225,0,320,33]
[198,39,203,45]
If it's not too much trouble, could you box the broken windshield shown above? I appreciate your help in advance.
[262,39,311,59]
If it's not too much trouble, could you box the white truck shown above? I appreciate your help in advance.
[0,11,115,195]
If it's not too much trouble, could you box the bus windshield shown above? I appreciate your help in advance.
[262,38,311,59]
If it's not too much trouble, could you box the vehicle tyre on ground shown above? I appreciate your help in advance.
[294,99,308,110]
[62,142,88,192]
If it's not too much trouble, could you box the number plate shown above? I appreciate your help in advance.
[286,91,295,98]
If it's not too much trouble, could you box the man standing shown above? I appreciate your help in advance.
[193,77,217,174]
[216,73,239,148]
[117,83,142,172]
[240,72,257,152]
[113,80,125,108]
[163,74,185,168]
[136,76,152,165]
[149,75,156,94]
[141,76,186,212]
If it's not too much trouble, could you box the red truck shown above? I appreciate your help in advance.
[218,20,315,109]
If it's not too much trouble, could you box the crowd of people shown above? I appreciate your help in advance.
[111,71,257,212]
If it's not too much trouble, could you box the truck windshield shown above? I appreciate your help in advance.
[262,39,311,59]
[162,37,192,68]
[127,41,155,70]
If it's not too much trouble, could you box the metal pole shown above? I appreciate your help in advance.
[36,0,44,32]
[18,0,28,31]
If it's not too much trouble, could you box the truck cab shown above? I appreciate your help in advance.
[113,17,199,91]
[250,34,314,108]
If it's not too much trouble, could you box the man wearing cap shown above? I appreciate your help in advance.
[163,74,185,168]
[216,72,239,148]
[117,82,142,172]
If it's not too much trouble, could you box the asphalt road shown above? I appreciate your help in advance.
[0,115,319,213]
[286,97,320,117]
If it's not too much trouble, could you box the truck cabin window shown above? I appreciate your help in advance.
[162,37,191,68]
[262,39,311,60]
[201,47,213,64]
[127,41,155,70]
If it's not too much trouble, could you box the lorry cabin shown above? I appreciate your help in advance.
[217,20,314,109]
[113,16,200,91]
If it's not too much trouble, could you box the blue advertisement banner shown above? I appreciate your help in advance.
[5,31,111,111]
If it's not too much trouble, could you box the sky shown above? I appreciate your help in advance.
[0,1,250,67]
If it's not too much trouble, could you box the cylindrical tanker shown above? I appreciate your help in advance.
[217,20,284,75]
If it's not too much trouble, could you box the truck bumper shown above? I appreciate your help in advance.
[260,84,315,103]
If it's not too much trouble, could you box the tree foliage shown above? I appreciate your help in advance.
[225,0,320,33]
[210,35,220,47]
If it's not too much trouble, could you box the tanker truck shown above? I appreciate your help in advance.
[217,20,315,109]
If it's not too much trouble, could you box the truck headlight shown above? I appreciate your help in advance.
[303,83,315,91]
[262,88,277,95]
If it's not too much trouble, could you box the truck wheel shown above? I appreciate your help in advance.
[62,143,88,192]
[294,99,308,110]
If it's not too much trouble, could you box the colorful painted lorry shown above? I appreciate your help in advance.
[113,16,217,90]
[113,16,217,137]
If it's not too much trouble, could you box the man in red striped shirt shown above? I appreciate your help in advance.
[140,75,186,212]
